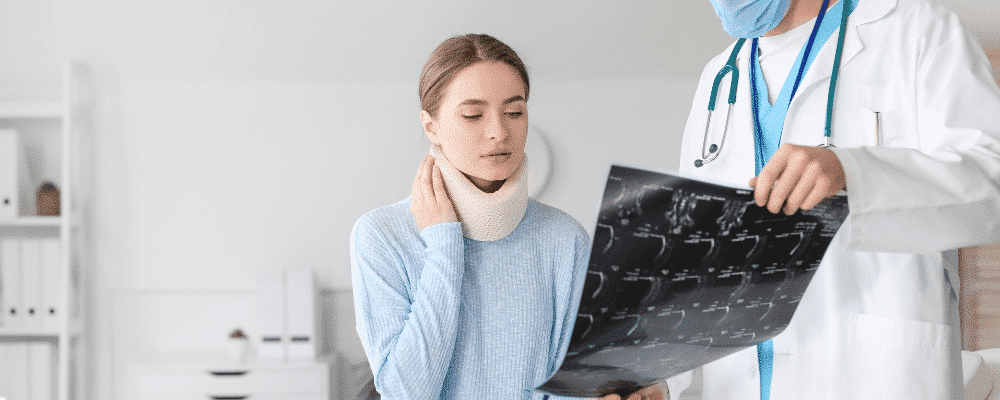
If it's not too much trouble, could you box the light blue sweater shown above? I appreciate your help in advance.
[351,197,591,399]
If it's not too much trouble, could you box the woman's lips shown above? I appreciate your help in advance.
[482,151,512,164]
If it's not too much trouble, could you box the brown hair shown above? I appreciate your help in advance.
[419,34,530,117]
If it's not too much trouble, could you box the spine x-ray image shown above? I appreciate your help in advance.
[538,165,849,397]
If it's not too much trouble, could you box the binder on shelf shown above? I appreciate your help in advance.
[257,268,286,362]
[41,239,61,330]
[286,268,317,362]
[28,341,53,400]
[22,239,43,330]
[0,129,16,220]
[0,342,29,399]
[1,238,23,328]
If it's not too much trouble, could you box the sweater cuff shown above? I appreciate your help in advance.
[419,222,464,274]
[419,222,463,244]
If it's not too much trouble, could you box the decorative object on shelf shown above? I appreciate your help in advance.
[227,328,250,363]
[36,182,59,216]
[0,61,92,400]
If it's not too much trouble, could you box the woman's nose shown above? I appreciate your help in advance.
[485,113,508,141]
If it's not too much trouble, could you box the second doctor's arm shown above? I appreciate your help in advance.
[752,16,1000,254]
[350,156,464,398]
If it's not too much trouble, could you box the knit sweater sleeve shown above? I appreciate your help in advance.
[545,222,594,400]
[351,210,465,399]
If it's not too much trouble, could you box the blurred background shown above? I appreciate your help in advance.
[0,1,996,399]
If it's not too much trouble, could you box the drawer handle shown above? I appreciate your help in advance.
[209,370,249,377]
[210,396,249,400]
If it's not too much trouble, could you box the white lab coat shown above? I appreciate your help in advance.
[671,0,1000,398]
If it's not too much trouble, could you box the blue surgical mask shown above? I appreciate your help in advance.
[709,0,791,38]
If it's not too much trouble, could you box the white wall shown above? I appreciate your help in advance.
[0,1,996,399]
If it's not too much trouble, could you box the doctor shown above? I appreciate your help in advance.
[667,0,1000,398]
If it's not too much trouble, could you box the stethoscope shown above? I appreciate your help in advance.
[695,0,850,168]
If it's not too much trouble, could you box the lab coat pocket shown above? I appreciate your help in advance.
[847,84,901,147]
[844,313,951,399]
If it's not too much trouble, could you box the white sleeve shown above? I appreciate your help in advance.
[665,370,695,399]
[829,20,1000,254]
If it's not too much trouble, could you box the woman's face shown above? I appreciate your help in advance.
[422,61,528,190]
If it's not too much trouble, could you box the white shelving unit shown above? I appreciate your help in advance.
[0,62,93,400]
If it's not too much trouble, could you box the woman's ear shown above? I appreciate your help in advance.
[420,110,439,144]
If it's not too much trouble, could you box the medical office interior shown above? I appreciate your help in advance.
[0,1,998,399]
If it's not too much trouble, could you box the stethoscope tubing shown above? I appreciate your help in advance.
[696,0,851,167]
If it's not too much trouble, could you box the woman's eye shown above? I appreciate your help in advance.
[505,111,524,118]
[462,114,482,120]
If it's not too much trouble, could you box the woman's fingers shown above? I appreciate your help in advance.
[432,165,451,207]
[421,155,436,205]
[410,155,457,231]
[411,156,427,202]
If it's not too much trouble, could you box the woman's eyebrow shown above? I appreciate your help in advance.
[458,99,487,106]
[503,95,526,104]
[456,95,526,107]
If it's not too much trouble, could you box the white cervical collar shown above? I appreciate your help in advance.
[430,144,529,242]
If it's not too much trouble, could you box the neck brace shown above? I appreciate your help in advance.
[430,144,529,241]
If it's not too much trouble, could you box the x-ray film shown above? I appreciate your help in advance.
[537,165,849,398]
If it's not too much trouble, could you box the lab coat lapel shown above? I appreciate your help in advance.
[791,0,897,102]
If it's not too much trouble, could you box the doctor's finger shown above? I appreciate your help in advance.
[766,153,810,214]
[782,178,815,215]
[782,163,823,214]
[800,175,838,211]
[753,152,790,207]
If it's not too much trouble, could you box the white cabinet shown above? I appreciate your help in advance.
[128,361,331,400]
[0,62,93,400]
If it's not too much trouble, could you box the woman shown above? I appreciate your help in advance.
[350,34,592,399]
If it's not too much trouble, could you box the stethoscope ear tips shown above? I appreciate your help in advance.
[709,144,718,153]
[694,159,704,168]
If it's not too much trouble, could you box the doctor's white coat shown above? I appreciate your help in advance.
[672,0,1000,398]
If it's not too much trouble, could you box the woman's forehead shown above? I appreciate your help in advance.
[444,62,526,105]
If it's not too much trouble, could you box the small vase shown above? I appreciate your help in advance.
[226,338,249,364]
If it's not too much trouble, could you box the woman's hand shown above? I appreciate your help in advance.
[410,154,458,231]
[597,382,667,400]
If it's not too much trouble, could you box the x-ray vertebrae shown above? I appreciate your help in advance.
[538,166,848,398]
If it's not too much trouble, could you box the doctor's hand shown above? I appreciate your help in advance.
[749,144,846,215]
[410,154,458,231]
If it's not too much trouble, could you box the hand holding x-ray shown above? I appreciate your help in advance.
[749,144,846,215]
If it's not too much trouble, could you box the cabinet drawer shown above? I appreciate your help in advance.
[129,363,328,397]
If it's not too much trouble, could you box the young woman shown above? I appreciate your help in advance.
[350,34,592,399]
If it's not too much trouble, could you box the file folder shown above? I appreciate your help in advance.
[257,268,286,362]
[1,238,22,328]
[0,129,16,220]
[0,342,29,399]
[22,239,43,329]
[285,268,317,362]
[40,239,61,330]
[28,341,53,400]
